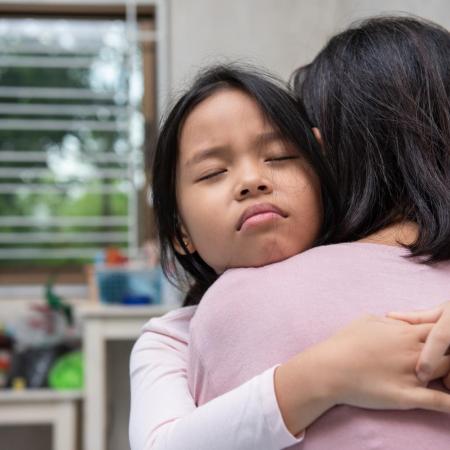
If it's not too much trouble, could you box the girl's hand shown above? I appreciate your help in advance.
[275,314,450,437]
[387,301,450,388]
[322,315,450,412]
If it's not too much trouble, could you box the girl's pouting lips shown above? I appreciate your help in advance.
[239,211,285,232]
[237,202,287,232]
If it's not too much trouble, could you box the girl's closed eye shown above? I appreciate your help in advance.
[265,154,300,163]
[263,141,300,163]
[196,169,227,182]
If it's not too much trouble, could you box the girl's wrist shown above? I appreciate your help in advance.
[296,341,348,406]
[274,343,342,435]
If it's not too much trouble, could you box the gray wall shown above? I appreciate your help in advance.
[169,0,450,94]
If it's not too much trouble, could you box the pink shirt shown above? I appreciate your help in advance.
[129,306,302,450]
[189,243,450,449]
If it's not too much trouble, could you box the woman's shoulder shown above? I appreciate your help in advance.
[212,242,410,290]
[297,242,411,264]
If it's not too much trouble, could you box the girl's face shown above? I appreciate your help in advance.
[176,88,322,273]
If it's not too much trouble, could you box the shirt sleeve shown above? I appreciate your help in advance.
[129,307,304,450]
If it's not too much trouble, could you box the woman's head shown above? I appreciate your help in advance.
[152,65,336,300]
[293,16,450,261]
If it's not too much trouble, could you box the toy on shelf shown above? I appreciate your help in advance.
[48,350,83,390]
[0,326,13,388]
[7,281,80,389]
[45,280,74,327]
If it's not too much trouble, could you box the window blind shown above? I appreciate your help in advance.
[0,15,149,267]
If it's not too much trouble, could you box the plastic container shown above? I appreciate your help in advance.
[95,264,162,305]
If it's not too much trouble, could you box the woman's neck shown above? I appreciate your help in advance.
[358,221,418,247]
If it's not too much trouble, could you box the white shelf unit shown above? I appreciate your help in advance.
[79,304,172,450]
[0,389,82,450]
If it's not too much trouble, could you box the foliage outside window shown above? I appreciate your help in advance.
[0,17,150,286]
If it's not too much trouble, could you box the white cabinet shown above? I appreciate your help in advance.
[0,389,82,450]
[79,305,171,450]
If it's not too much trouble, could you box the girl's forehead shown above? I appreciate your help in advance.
[178,89,274,151]
[186,88,263,125]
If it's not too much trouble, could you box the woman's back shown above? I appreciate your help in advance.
[188,243,450,449]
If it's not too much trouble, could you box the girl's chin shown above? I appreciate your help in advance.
[212,242,306,273]
[234,249,299,269]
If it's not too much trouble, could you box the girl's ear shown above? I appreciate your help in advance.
[312,127,323,147]
[173,226,196,255]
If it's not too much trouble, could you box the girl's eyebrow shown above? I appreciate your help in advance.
[185,131,282,167]
[185,146,228,167]
[255,130,283,146]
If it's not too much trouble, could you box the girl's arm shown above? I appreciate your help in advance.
[275,314,450,436]
[130,310,450,450]
[129,307,303,450]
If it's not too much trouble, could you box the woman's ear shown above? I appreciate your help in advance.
[312,127,323,147]
[173,226,196,255]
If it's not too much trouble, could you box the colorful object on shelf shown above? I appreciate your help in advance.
[45,280,73,326]
[12,376,26,390]
[122,294,151,305]
[91,244,165,304]
[0,326,13,388]
[0,357,9,388]
[105,247,128,266]
[48,351,83,390]
[95,266,162,305]
[8,345,70,388]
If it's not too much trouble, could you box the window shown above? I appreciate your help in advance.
[0,2,167,298]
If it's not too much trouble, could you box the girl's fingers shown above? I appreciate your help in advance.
[414,323,434,342]
[387,306,443,324]
[412,387,450,413]
[443,373,450,390]
[416,309,450,382]
[429,356,450,380]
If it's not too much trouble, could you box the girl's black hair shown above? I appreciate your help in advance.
[292,16,450,262]
[152,65,338,306]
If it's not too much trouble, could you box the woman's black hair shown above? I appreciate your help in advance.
[152,65,338,306]
[292,16,450,262]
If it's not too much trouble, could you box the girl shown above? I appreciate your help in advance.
[151,66,337,304]
[131,66,342,450]
[187,16,450,450]
[129,28,450,450]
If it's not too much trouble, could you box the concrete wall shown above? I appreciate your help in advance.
[168,0,450,94]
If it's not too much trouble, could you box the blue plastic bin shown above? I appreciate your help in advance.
[95,265,162,305]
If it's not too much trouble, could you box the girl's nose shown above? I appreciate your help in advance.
[235,172,273,200]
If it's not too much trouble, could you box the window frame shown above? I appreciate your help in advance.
[0,0,170,298]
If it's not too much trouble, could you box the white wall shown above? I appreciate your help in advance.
[168,0,450,94]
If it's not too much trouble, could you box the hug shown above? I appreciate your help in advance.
[130,16,450,450]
